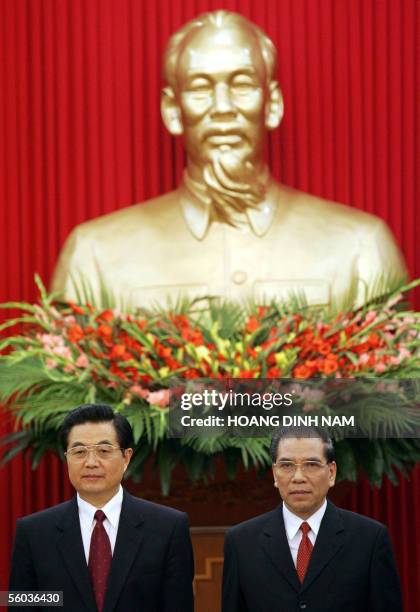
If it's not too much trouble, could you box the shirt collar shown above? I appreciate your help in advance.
[282,499,327,541]
[77,485,123,529]
[180,170,277,240]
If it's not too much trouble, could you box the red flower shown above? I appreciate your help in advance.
[69,303,85,315]
[238,370,258,378]
[110,364,128,381]
[266,366,281,378]
[96,309,114,323]
[181,328,204,346]
[165,357,183,370]
[156,345,172,360]
[67,324,84,343]
[247,347,258,359]
[184,369,200,379]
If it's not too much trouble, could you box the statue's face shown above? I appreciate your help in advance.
[175,25,269,168]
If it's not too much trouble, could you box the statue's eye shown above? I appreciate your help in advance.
[188,78,212,93]
[231,75,256,91]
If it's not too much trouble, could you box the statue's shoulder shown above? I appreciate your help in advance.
[275,184,383,232]
[72,190,180,238]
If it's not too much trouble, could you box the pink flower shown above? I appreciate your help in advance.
[389,356,401,366]
[147,389,171,408]
[63,315,76,325]
[385,294,403,309]
[402,317,415,325]
[129,384,149,399]
[52,345,73,360]
[374,363,387,373]
[359,353,370,365]
[45,358,57,370]
[365,311,377,324]
[38,333,65,349]
[398,347,411,361]
[76,353,89,368]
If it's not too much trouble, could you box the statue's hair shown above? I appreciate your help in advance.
[163,10,277,88]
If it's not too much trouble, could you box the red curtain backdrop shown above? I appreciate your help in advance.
[0,0,418,606]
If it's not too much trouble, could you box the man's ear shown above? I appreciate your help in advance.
[161,86,183,135]
[265,81,284,131]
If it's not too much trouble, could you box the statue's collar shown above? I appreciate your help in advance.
[179,170,277,240]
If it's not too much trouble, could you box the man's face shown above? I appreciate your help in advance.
[175,25,269,168]
[66,421,132,503]
[272,437,336,519]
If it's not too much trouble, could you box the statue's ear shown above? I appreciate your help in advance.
[265,81,284,130]
[161,86,183,135]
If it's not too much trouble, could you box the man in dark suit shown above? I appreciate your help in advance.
[222,426,402,612]
[9,404,194,612]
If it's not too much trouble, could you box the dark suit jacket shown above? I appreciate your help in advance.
[222,501,403,612]
[9,490,194,612]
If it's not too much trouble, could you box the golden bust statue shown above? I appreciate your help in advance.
[51,10,406,308]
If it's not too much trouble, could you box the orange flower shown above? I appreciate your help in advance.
[318,341,332,356]
[246,316,259,333]
[110,345,131,361]
[319,359,339,375]
[97,324,113,337]
[266,366,281,378]
[367,333,381,348]
[293,364,312,379]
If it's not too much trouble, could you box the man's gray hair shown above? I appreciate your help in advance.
[163,10,277,88]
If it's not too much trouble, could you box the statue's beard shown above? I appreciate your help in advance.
[187,151,269,227]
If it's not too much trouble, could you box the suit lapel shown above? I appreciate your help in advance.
[301,501,345,592]
[55,497,97,612]
[103,491,145,612]
[260,506,301,593]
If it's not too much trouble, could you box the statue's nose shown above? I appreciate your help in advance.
[210,83,235,117]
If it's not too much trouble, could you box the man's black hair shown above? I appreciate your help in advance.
[60,403,134,450]
[270,425,335,463]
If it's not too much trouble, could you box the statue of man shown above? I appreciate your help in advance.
[51,10,406,308]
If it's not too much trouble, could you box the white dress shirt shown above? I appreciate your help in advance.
[282,499,327,566]
[77,486,123,564]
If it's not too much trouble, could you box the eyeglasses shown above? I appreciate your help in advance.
[273,461,329,475]
[65,444,123,462]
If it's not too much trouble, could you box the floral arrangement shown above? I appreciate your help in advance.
[0,277,419,493]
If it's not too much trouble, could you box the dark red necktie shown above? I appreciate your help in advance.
[88,510,112,612]
[296,521,313,583]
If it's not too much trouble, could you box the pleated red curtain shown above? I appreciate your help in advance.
[0,0,418,606]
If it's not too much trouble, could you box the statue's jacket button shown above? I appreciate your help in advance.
[231,270,247,285]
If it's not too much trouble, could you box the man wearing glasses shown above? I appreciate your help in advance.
[222,426,402,611]
[9,404,194,612]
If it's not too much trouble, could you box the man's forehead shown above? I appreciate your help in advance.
[68,421,118,442]
[178,25,264,76]
[277,437,325,457]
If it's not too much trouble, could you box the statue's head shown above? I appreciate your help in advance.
[161,11,283,186]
